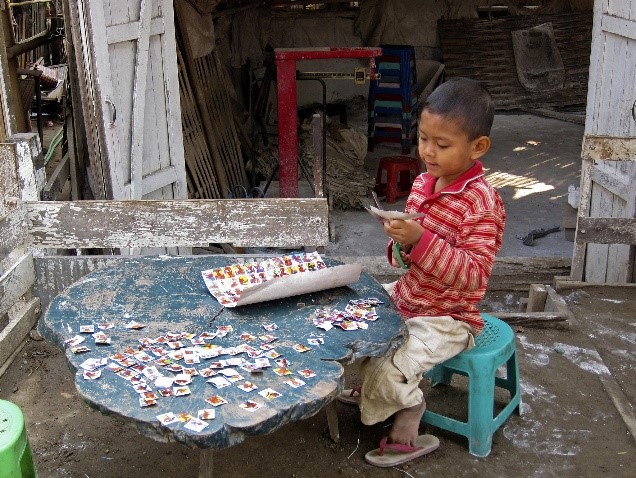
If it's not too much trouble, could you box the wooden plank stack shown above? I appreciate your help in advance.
[299,119,374,210]
[175,5,249,199]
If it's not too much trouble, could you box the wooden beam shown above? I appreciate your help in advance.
[526,284,548,312]
[601,13,636,41]
[128,0,152,199]
[589,164,630,201]
[490,312,569,330]
[0,201,28,254]
[0,251,35,318]
[489,256,571,291]
[42,152,71,201]
[106,18,165,44]
[26,198,330,248]
[576,217,636,245]
[581,135,636,162]
[554,277,636,292]
[0,297,40,369]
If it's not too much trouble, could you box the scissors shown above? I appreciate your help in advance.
[371,192,410,270]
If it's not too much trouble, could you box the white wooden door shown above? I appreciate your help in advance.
[68,0,186,201]
[572,0,636,282]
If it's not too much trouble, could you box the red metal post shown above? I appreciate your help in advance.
[274,47,382,198]
[275,57,299,198]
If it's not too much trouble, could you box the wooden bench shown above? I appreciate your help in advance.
[1,133,330,371]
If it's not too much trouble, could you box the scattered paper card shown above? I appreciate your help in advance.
[237,381,258,392]
[258,388,281,400]
[240,400,263,412]
[185,417,209,432]
[205,395,228,407]
[157,412,179,426]
[298,369,316,379]
[198,409,216,420]
[285,377,306,388]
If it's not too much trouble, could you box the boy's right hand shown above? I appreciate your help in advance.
[390,244,411,268]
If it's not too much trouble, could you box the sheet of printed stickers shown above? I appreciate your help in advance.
[64,253,384,434]
[201,251,328,307]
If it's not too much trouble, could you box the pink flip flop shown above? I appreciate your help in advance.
[365,435,440,467]
[336,386,361,405]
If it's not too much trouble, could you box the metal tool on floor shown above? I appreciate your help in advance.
[516,225,561,246]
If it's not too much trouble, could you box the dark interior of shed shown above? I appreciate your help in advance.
[1,0,593,206]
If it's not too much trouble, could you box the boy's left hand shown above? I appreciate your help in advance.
[383,219,424,247]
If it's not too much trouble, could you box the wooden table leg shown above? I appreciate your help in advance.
[325,401,340,443]
[199,448,213,478]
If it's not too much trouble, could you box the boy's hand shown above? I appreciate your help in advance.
[390,245,412,268]
[384,219,424,247]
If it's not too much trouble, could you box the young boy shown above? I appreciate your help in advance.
[342,77,505,466]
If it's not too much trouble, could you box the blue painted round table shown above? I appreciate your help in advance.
[39,256,405,476]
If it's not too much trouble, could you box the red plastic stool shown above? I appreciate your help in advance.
[374,156,420,203]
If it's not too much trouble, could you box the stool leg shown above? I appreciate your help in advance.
[467,370,496,457]
[375,165,383,193]
[21,438,37,478]
[386,165,398,203]
[426,364,454,387]
[506,353,522,415]
[398,169,410,192]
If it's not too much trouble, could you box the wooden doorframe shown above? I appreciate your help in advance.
[571,0,636,283]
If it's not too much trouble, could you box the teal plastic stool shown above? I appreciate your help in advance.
[0,399,38,477]
[422,313,521,457]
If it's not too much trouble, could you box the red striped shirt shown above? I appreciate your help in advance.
[388,160,505,333]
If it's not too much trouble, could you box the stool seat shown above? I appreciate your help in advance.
[375,156,420,204]
[422,313,521,457]
[0,400,38,477]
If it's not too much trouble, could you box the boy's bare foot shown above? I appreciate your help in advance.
[387,400,426,447]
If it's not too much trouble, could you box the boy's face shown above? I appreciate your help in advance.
[417,110,490,187]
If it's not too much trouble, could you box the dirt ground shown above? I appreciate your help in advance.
[1,285,634,478]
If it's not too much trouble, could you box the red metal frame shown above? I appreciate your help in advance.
[274,47,382,197]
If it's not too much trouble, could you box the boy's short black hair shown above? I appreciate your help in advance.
[421,77,494,140]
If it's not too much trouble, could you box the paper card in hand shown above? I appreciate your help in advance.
[366,205,425,223]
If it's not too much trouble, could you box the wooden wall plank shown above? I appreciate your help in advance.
[4,134,44,201]
[159,0,187,200]
[42,152,71,201]
[0,202,28,256]
[26,199,330,248]
[0,297,40,369]
[582,135,636,161]
[106,17,165,44]
[33,255,125,309]
[586,170,613,281]
[0,143,20,218]
[590,164,630,201]
[129,0,152,199]
[0,252,34,317]
[602,12,636,40]
[577,217,636,245]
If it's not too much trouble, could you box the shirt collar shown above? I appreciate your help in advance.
[421,160,485,196]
